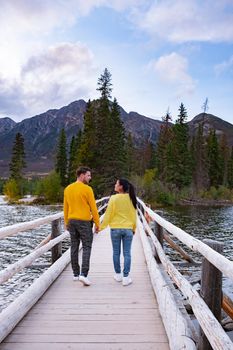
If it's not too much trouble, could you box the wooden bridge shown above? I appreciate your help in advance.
[0,198,233,350]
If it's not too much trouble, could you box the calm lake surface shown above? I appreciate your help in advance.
[0,200,233,311]
[160,205,233,260]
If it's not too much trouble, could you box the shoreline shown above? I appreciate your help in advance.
[178,198,233,207]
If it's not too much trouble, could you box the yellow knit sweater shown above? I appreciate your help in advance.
[100,193,136,231]
[63,182,100,227]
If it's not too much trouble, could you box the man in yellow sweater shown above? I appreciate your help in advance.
[64,166,100,286]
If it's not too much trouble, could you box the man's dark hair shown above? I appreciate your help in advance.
[76,166,91,177]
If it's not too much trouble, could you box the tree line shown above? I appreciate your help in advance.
[2,69,233,205]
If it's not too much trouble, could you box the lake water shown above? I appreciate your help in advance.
[160,205,233,260]
[0,200,233,312]
[0,201,66,311]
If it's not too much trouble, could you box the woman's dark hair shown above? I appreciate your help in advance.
[118,178,137,209]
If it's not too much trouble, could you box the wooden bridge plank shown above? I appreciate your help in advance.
[1,228,169,350]
[0,342,170,350]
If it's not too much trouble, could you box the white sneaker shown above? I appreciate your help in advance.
[79,275,91,286]
[122,276,132,286]
[73,276,79,281]
[114,273,122,282]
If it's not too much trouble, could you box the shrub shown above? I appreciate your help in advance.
[3,179,20,201]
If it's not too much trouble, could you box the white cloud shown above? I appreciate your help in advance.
[215,55,233,75]
[148,52,196,96]
[132,0,233,43]
[0,43,97,119]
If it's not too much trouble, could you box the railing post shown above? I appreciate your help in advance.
[199,239,223,350]
[51,218,62,264]
[155,222,163,263]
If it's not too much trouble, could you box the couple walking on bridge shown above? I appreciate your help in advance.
[63,166,137,287]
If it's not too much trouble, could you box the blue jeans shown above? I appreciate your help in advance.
[110,229,133,277]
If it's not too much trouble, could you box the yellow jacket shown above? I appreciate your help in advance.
[100,193,136,231]
[63,182,100,227]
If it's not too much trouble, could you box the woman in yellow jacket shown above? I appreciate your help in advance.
[101,178,137,286]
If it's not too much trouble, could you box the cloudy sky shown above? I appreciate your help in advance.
[0,0,233,123]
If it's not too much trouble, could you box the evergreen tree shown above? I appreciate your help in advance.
[95,69,125,194]
[78,100,98,167]
[192,124,209,191]
[79,69,127,195]
[228,146,233,188]
[177,102,187,124]
[156,110,172,182]
[219,134,229,186]
[67,136,76,184]
[125,133,136,176]
[207,129,221,187]
[55,128,67,187]
[9,132,26,181]
[107,98,127,179]
[97,68,112,99]
[166,104,192,188]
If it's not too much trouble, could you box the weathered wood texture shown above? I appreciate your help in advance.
[199,240,223,350]
[51,218,62,263]
[0,213,63,239]
[0,249,71,343]
[0,231,69,285]
[137,217,197,350]
[0,227,170,350]
[137,198,233,284]
[138,210,233,350]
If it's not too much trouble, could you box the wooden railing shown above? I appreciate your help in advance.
[1,196,232,349]
[0,197,108,343]
[137,198,233,350]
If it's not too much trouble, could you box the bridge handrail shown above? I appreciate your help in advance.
[0,199,109,285]
[0,196,109,240]
[0,197,108,343]
[0,230,69,285]
[137,197,233,282]
[138,208,233,350]
[0,212,63,240]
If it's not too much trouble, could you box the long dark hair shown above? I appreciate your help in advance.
[118,178,137,209]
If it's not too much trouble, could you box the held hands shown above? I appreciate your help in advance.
[94,225,100,234]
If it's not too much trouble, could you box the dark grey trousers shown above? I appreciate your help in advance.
[68,219,93,277]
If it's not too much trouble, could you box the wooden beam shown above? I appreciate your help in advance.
[137,217,197,349]
[223,293,233,320]
[199,239,223,350]
[51,218,62,264]
[0,249,71,343]
[0,231,69,285]
[0,213,63,240]
[137,198,233,282]
[138,209,233,350]
[163,231,195,263]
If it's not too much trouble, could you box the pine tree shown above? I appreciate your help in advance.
[228,146,233,188]
[108,98,127,173]
[166,104,192,188]
[55,128,67,187]
[207,129,221,187]
[156,110,172,182]
[125,133,136,176]
[219,134,229,186]
[192,124,209,191]
[67,136,77,184]
[97,68,112,100]
[95,69,126,194]
[78,100,98,167]
[9,132,26,181]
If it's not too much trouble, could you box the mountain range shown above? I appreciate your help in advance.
[0,100,233,177]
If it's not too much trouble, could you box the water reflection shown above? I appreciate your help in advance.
[161,205,233,260]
